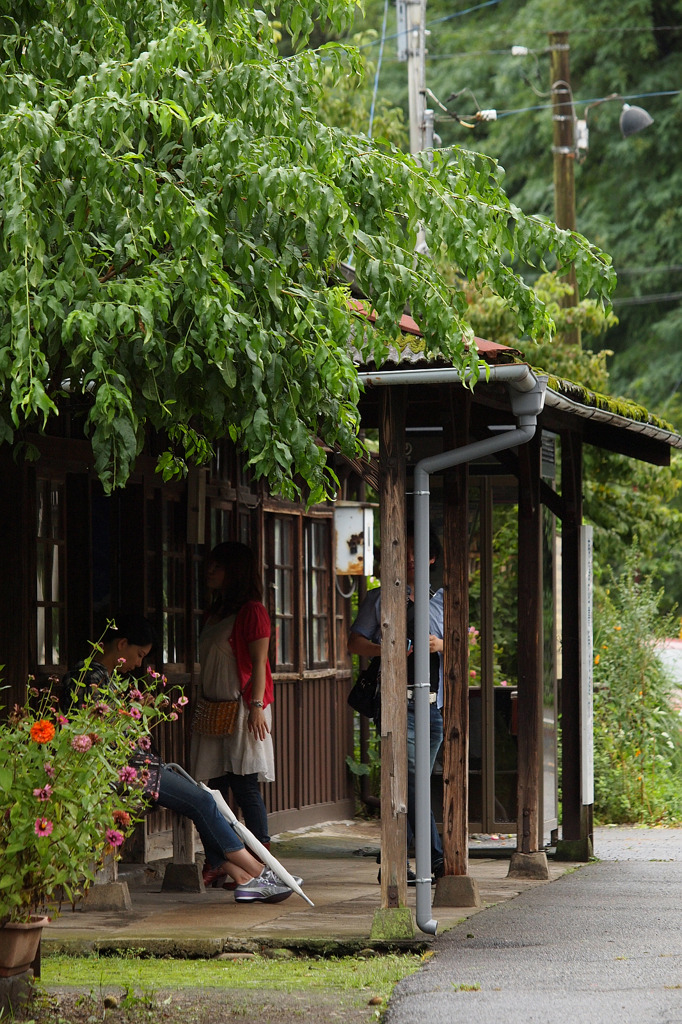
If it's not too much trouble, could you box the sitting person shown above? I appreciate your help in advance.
[61,613,299,905]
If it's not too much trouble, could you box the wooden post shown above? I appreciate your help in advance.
[555,431,593,861]
[441,391,470,876]
[516,432,543,855]
[371,386,413,940]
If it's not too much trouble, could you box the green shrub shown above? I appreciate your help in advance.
[593,554,682,823]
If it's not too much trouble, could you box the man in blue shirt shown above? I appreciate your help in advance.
[348,528,445,881]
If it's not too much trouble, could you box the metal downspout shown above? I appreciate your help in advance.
[357,366,547,934]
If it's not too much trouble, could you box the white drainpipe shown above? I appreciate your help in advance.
[357,365,548,934]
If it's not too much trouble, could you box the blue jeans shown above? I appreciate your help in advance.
[209,772,270,846]
[157,764,243,868]
[406,703,444,867]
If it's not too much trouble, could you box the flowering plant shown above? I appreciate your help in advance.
[0,650,185,925]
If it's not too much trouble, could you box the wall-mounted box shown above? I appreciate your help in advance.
[334,504,375,576]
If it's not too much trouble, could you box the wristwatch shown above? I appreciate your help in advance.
[250,699,264,708]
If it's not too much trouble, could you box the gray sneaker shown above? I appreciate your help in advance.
[234,868,296,904]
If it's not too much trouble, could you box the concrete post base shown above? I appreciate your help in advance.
[369,908,415,941]
[0,970,33,1016]
[82,881,132,911]
[555,836,593,862]
[507,851,550,880]
[433,875,481,907]
[161,863,204,893]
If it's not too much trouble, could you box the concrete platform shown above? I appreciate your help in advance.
[42,820,577,955]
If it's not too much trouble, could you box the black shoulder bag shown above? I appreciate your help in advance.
[347,657,381,725]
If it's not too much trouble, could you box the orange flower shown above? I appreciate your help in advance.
[29,720,56,744]
[594,654,600,665]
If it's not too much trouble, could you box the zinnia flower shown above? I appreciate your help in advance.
[113,810,131,826]
[56,714,68,726]
[137,736,151,751]
[92,701,111,717]
[44,761,55,778]
[129,706,142,720]
[105,829,125,847]
[33,785,53,802]
[34,817,53,837]
[71,733,93,752]
[30,720,55,744]
[118,766,138,784]
[177,696,189,707]
[129,688,143,701]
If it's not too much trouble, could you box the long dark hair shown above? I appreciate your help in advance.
[208,542,262,618]
[102,614,156,648]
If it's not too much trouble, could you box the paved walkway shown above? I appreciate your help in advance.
[386,825,682,1024]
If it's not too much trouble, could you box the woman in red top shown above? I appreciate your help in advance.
[190,542,275,888]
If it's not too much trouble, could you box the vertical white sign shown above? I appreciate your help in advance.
[580,525,594,805]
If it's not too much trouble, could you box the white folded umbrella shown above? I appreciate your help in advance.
[164,764,313,906]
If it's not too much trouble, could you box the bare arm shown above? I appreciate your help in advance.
[246,635,270,741]
[347,631,381,659]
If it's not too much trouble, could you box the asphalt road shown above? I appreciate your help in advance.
[386,827,682,1024]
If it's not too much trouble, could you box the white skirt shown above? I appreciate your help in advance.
[190,699,275,783]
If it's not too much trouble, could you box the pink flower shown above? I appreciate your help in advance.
[33,785,53,802]
[92,702,111,717]
[169,712,178,721]
[129,689,143,701]
[44,762,55,778]
[56,714,68,726]
[105,829,125,847]
[118,766,138,784]
[470,670,477,678]
[71,734,93,752]
[177,695,189,707]
[113,810,131,826]
[138,736,151,751]
[129,706,142,720]
[34,817,53,837]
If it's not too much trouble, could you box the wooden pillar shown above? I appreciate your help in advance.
[557,431,593,858]
[441,391,470,876]
[516,432,543,854]
[373,386,410,932]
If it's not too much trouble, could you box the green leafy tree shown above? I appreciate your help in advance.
[0,0,613,500]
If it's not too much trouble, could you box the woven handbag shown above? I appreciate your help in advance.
[192,696,240,736]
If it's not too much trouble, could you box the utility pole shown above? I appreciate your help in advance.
[549,30,581,348]
[403,0,428,154]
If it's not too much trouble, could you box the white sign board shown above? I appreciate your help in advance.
[580,525,594,805]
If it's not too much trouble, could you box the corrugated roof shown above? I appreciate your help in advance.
[348,298,682,453]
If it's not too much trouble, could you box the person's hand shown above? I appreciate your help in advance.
[247,705,270,741]
[429,634,443,654]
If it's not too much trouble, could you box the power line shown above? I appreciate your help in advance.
[612,292,682,307]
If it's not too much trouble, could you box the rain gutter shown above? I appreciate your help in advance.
[357,364,547,935]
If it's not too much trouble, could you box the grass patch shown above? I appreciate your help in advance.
[41,950,424,998]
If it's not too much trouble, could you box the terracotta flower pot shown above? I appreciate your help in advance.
[0,916,48,977]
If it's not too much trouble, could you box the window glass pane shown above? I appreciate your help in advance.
[272,518,294,668]
[305,520,330,667]
[51,606,61,665]
[36,607,46,664]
